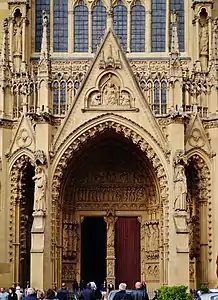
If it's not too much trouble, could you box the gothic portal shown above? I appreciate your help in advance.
[0,0,218,293]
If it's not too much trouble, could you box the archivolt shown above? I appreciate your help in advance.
[50,115,169,261]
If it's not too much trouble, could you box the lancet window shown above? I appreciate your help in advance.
[131,0,145,52]
[151,0,166,52]
[53,0,68,52]
[74,1,89,52]
[35,0,185,54]
[92,1,107,52]
[114,0,128,51]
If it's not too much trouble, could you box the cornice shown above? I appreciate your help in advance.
[0,118,14,129]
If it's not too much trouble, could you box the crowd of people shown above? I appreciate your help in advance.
[0,281,152,300]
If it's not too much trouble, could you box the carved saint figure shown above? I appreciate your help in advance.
[174,165,187,211]
[107,216,115,248]
[120,91,131,106]
[13,16,22,55]
[90,92,101,106]
[103,82,118,105]
[71,225,77,252]
[63,224,69,256]
[33,166,47,211]
[200,20,209,54]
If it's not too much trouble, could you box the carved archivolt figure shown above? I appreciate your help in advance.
[174,165,187,211]
[33,166,47,212]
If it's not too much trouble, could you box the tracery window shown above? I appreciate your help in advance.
[170,0,184,51]
[114,0,127,51]
[74,1,88,52]
[131,0,145,52]
[53,0,68,52]
[152,81,167,114]
[151,0,166,52]
[35,0,50,52]
[92,1,107,52]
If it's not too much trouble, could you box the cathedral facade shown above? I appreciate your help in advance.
[0,0,218,292]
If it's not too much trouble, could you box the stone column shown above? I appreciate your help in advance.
[105,215,116,287]
[31,211,46,290]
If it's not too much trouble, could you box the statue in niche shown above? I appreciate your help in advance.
[33,166,47,212]
[108,260,113,276]
[63,224,69,256]
[199,9,209,54]
[71,225,77,252]
[153,224,159,251]
[102,82,118,105]
[107,216,115,248]
[174,165,187,211]
[13,10,22,55]
[120,91,131,106]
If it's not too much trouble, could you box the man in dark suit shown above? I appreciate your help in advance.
[57,283,69,300]
[113,283,132,300]
[131,282,149,300]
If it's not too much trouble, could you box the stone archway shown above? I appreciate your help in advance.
[51,117,169,287]
[10,154,35,287]
[186,154,212,289]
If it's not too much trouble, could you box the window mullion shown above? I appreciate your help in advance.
[50,0,54,53]
[88,7,92,53]
[127,6,131,53]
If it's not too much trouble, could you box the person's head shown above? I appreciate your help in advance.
[16,287,21,292]
[46,289,55,299]
[135,282,142,290]
[27,288,35,296]
[118,283,127,291]
[9,288,15,294]
[37,291,45,299]
[61,283,66,290]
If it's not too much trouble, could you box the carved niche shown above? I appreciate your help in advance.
[85,73,136,110]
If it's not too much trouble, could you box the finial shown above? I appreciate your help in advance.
[170,10,180,61]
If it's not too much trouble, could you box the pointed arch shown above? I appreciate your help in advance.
[9,154,35,286]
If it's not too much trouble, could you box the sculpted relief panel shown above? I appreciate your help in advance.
[64,140,157,211]
[85,73,136,110]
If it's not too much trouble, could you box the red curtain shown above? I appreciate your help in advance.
[115,217,140,289]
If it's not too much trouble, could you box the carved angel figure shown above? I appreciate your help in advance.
[174,165,187,211]
[33,166,47,211]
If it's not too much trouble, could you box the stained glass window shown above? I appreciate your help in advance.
[92,1,106,52]
[151,0,166,52]
[131,0,145,52]
[35,0,50,52]
[114,0,127,51]
[74,1,88,52]
[53,0,68,52]
[170,0,184,51]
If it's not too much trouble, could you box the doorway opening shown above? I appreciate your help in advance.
[19,163,35,287]
[81,217,107,288]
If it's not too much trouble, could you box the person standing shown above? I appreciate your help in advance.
[57,283,69,300]
[8,288,18,300]
[131,282,149,300]
[0,288,9,300]
[113,283,132,300]
[79,283,95,300]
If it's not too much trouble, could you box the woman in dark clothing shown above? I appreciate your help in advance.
[45,289,56,300]
[8,288,18,300]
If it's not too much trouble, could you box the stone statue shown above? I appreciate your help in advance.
[71,225,77,252]
[90,92,101,106]
[174,165,187,211]
[63,224,69,256]
[200,21,209,54]
[13,18,22,55]
[33,166,47,212]
[103,82,118,105]
[107,216,115,248]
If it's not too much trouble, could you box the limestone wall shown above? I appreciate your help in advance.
[0,1,8,50]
